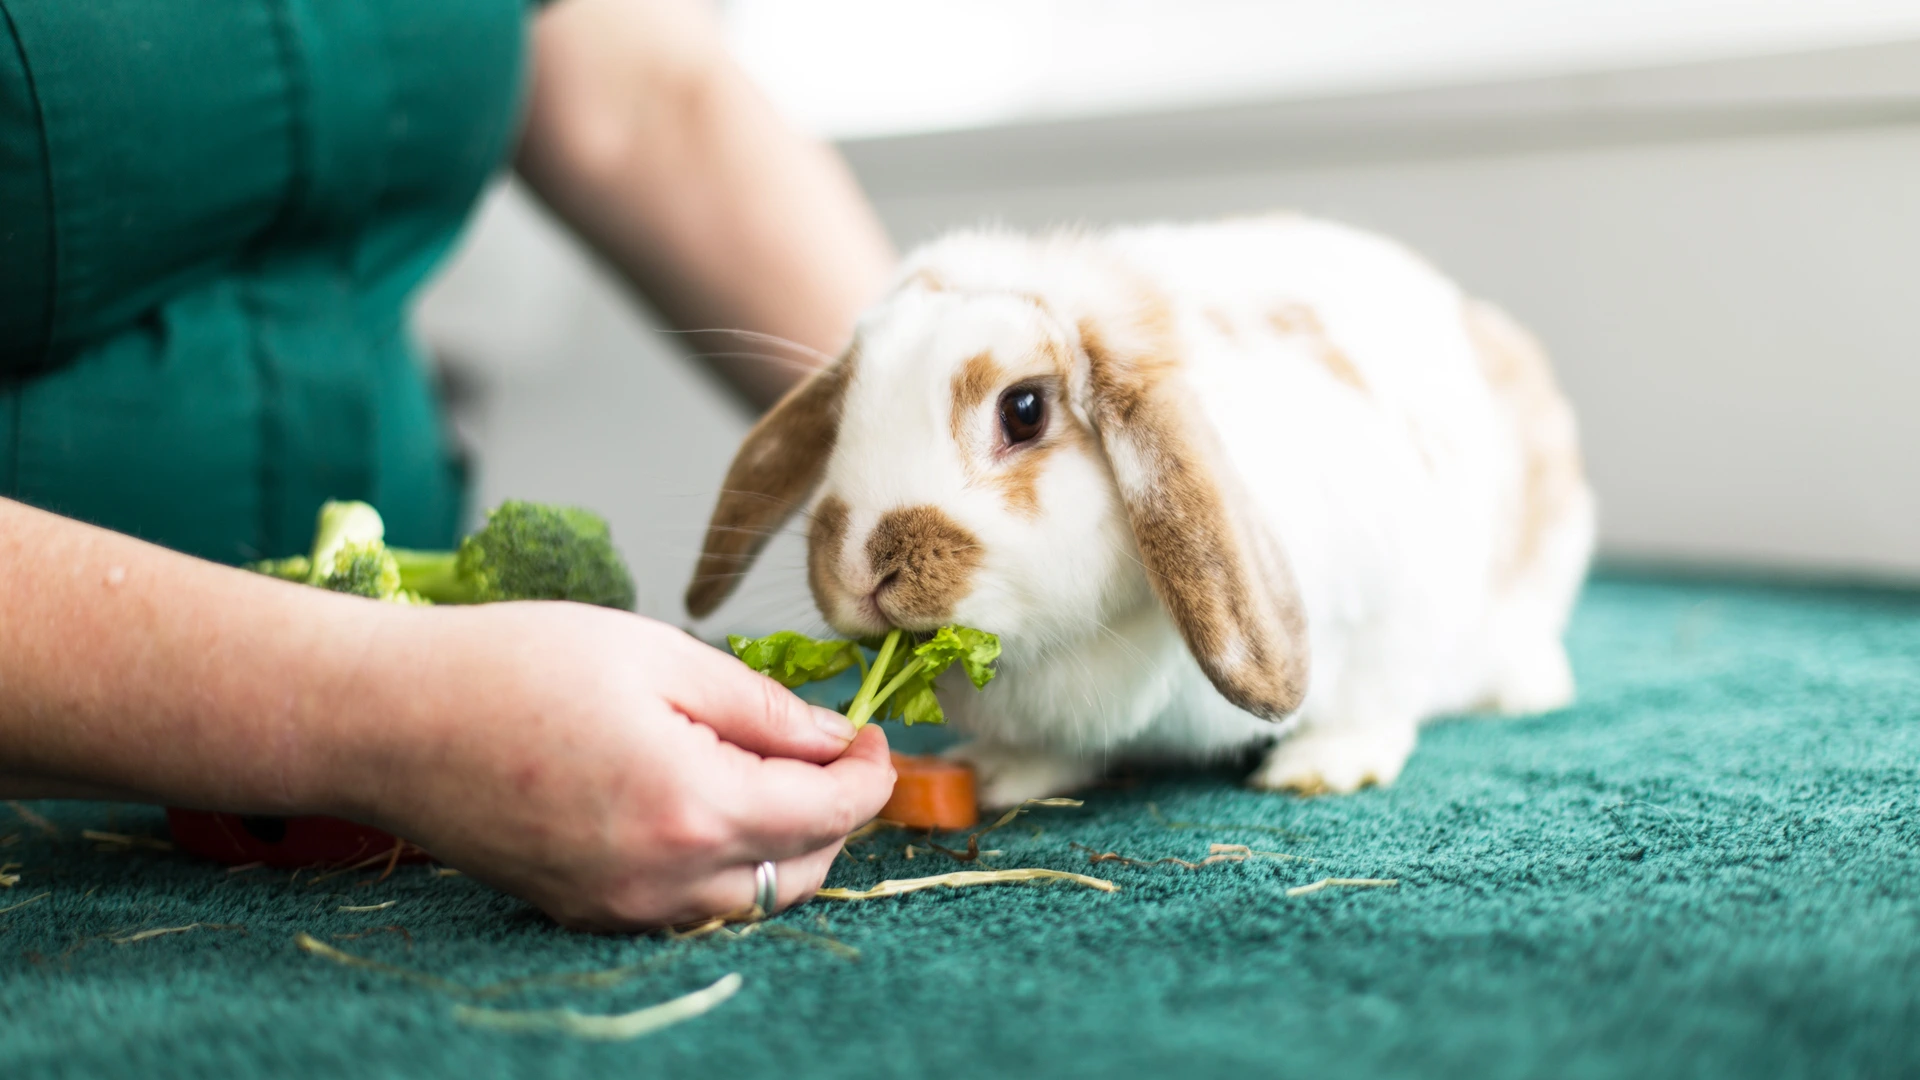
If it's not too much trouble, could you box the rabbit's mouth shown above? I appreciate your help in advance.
[825,575,943,637]
[867,574,958,634]
[854,583,894,633]
[808,495,983,635]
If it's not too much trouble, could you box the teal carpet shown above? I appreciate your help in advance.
[3,575,1917,1078]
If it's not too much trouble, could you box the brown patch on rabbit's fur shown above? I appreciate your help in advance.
[1077,298,1310,722]
[950,351,1003,444]
[686,349,855,618]
[995,452,1044,517]
[951,340,1087,518]
[864,506,983,625]
[1267,303,1367,393]
[1464,299,1588,587]
[806,495,851,614]
[991,398,1088,518]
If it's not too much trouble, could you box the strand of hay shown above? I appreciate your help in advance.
[81,829,172,852]
[842,819,904,845]
[375,838,407,882]
[295,933,475,996]
[665,899,764,938]
[1210,843,1314,863]
[817,868,1117,901]
[111,923,243,945]
[1286,877,1399,897]
[333,926,413,946]
[1075,843,1242,870]
[0,861,20,887]
[731,922,861,961]
[667,917,731,940]
[452,972,741,1041]
[929,798,1083,863]
[1074,842,1315,870]
[0,891,50,915]
[5,801,58,836]
[307,839,424,886]
[337,901,397,913]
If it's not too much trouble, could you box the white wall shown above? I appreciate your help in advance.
[725,0,1920,138]
[413,37,1920,635]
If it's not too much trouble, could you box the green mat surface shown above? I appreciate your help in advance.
[3,575,1917,1079]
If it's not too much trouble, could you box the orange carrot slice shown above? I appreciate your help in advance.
[880,753,978,831]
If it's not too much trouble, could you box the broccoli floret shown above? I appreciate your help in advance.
[318,540,403,600]
[391,500,636,610]
[305,501,386,587]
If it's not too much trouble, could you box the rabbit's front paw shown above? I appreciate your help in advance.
[1485,639,1575,716]
[1249,723,1416,796]
[943,741,1101,810]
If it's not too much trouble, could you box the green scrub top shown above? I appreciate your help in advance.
[0,0,534,561]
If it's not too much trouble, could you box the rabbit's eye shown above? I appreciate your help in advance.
[998,388,1046,445]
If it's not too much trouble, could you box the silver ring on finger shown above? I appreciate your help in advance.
[753,860,778,918]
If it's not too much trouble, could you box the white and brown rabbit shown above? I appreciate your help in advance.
[687,215,1595,808]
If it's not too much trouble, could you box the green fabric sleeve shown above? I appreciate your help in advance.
[0,6,52,374]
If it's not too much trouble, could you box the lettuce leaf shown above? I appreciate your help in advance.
[726,631,861,689]
[727,625,1002,728]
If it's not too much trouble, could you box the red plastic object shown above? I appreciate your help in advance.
[166,808,431,869]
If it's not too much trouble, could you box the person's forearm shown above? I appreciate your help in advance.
[516,0,894,408]
[0,498,384,812]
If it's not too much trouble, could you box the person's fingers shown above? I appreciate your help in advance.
[771,842,844,912]
[712,724,895,861]
[660,635,858,764]
[694,839,846,919]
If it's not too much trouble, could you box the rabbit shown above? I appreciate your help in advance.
[686,214,1595,809]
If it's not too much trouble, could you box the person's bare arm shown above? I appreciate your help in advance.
[0,497,895,928]
[0,499,380,810]
[515,0,895,408]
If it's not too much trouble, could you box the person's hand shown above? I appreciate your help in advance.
[332,602,895,931]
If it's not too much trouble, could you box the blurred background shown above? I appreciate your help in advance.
[414,0,1920,632]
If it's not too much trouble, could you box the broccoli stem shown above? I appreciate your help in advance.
[388,549,471,604]
[845,628,906,729]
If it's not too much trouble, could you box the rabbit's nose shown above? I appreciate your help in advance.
[864,505,982,628]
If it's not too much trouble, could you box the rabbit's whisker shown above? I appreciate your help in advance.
[681,350,822,375]
[656,327,838,366]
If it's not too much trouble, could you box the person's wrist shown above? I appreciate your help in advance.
[282,599,442,824]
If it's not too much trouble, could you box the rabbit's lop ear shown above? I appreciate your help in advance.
[685,351,855,619]
[1078,313,1310,721]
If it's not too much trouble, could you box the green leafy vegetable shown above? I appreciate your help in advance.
[727,625,1001,729]
[725,632,862,689]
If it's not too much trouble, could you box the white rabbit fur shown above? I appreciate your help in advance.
[688,214,1595,808]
